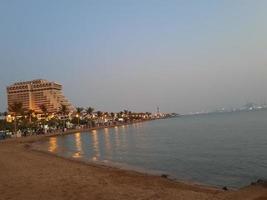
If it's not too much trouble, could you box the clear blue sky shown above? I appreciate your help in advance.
[0,0,267,113]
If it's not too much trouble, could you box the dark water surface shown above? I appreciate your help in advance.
[37,110,267,188]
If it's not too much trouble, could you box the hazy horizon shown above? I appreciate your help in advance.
[1,0,267,114]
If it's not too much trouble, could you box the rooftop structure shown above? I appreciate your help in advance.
[7,79,75,114]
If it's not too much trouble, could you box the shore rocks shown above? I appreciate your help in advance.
[222,186,228,191]
[161,174,169,179]
[251,179,267,187]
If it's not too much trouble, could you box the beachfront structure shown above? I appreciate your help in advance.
[7,79,75,114]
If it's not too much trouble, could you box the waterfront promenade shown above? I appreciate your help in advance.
[1,125,267,200]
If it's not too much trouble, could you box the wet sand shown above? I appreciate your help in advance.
[0,135,267,200]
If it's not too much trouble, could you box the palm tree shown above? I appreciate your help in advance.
[76,107,84,126]
[86,107,94,118]
[97,111,103,118]
[146,112,152,118]
[85,107,94,127]
[3,112,8,117]
[59,104,69,129]
[59,104,68,115]
[26,109,38,132]
[39,104,48,119]
[96,111,103,126]
[39,104,49,129]
[9,102,24,135]
[26,109,35,124]
[117,112,122,118]
[123,110,129,116]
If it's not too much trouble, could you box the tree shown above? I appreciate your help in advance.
[146,112,152,118]
[47,116,59,128]
[76,107,84,126]
[97,111,103,118]
[39,104,49,128]
[9,102,24,135]
[85,107,94,127]
[26,109,35,124]
[124,110,129,115]
[3,112,8,117]
[117,112,123,118]
[110,112,115,119]
[40,104,48,116]
[59,104,68,116]
[58,104,69,128]
[76,107,83,115]
[85,107,94,118]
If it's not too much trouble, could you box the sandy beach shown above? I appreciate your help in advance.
[0,135,267,200]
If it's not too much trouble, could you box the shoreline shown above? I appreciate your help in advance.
[31,144,222,191]
[1,123,267,199]
[2,119,153,143]
[29,124,260,191]
[31,140,223,192]
[44,119,156,138]
[29,120,225,190]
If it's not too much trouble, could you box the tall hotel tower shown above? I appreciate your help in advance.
[7,79,75,113]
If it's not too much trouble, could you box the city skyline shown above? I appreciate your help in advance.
[1,1,267,113]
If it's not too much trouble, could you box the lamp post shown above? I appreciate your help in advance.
[76,114,80,127]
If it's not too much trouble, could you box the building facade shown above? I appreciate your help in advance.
[7,79,75,114]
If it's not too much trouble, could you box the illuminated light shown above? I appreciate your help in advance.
[92,156,97,161]
[6,115,13,122]
[72,152,81,158]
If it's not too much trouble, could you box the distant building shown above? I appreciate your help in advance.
[7,79,75,114]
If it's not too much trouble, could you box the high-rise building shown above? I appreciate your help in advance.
[7,79,75,114]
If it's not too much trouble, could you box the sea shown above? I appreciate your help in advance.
[35,109,267,188]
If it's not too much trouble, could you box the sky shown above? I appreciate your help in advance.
[0,0,267,114]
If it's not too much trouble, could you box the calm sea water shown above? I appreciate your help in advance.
[37,110,267,188]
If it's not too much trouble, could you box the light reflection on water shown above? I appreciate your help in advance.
[72,132,82,158]
[104,128,111,156]
[114,126,120,148]
[43,110,267,188]
[91,130,100,160]
[48,137,58,153]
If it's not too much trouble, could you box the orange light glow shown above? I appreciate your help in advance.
[48,137,58,153]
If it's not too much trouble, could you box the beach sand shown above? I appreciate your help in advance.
[0,135,267,200]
